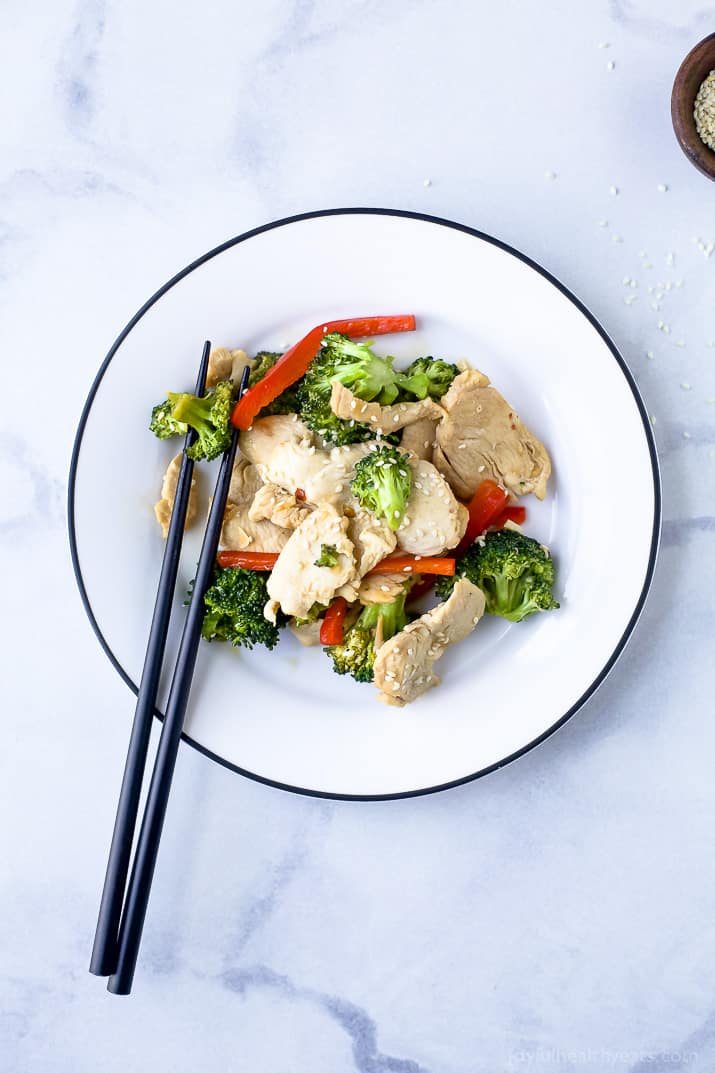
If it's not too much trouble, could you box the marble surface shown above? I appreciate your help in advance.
[2,1,714,1069]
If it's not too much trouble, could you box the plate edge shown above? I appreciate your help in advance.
[66,206,663,801]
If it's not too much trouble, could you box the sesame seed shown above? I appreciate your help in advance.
[612,234,623,243]
[335,484,343,492]
[407,648,414,656]
[414,555,422,560]
[478,465,486,472]
[675,340,686,348]
[380,584,390,592]
[599,220,609,227]
[643,261,653,269]
[650,415,657,425]
[624,295,637,305]
[393,415,400,423]
[423,178,432,187]
[609,185,619,196]
[607,60,615,71]
[680,381,691,390]
[423,441,430,448]
[598,41,610,48]
[657,183,668,193]
[544,170,557,180]
[646,351,654,360]
[360,403,368,413]
[623,276,631,285]
[402,566,413,573]
[457,442,467,448]
[350,400,356,410]
[370,415,378,422]
[392,682,400,691]
[683,430,691,439]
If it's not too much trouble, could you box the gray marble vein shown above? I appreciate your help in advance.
[222,964,432,1073]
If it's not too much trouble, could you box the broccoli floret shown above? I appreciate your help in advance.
[328,593,409,682]
[350,445,412,531]
[164,379,235,461]
[150,399,188,440]
[436,529,559,622]
[201,565,281,650]
[296,333,409,445]
[248,351,303,416]
[400,356,460,400]
[314,544,339,568]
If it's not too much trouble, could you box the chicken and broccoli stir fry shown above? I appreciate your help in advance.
[150,316,558,707]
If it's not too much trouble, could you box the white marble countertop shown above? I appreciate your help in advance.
[3,1,715,1070]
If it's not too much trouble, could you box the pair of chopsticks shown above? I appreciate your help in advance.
[89,341,248,995]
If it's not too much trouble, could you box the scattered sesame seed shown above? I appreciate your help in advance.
[393,414,400,423]
[681,381,691,390]
[683,430,691,439]
[414,555,422,560]
[675,340,686,348]
[423,178,432,187]
[380,585,390,592]
[623,276,631,285]
[335,484,343,492]
[350,400,356,410]
[657,183,668,193]
[545,170,557,180]
[598,41,610,48]
[609,185,619,195]
[646,350,654,360]
[612,234,623,243]
[599,219,609,227]
[402,566,412,573]
[478,464,486,472]
[639,250,647,257]
[392,682,400,691]
[370,415,377,422]
[651,302,660,311]
[607,59,615,71]
[423,440,430,449]
[624,295,637,305]
[650,415,657,425]
[457,442,467,448]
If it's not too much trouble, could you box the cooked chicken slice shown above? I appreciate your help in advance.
[154,452,199,539]
[265,505,356,621]
[334,506,398,602]
[433,370,551,500]
[330,382,444,435]
[220,457,290,553]
[345,505,397,575]
[221,504,291,553]
[395,459,468,556]
[288,620,323,646]
[400,417,438,461]
[241,415,370,507]
[373,578,486,706]
[206,347,251,388]
[249,483,312,530]
[357,571,407,605]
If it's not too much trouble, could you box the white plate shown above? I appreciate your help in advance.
[69,209,660,799]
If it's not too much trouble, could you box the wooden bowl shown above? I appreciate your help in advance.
[672,32,715,181]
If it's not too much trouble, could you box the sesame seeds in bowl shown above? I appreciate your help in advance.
[672,32,715,182]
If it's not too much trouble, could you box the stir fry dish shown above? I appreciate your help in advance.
[150,315,558,707]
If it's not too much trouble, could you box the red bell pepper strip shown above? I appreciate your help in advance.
[231,315,416,430]
[456,479,510,554]
[217,550,279,571]
[319,597,348,646]
[490,505,527,529]
[366,555,456,577]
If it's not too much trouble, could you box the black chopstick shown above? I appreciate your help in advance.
[106,366,249,995]
[89,341,212,978]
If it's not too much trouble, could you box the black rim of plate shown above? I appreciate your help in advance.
[67,207,662,802]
